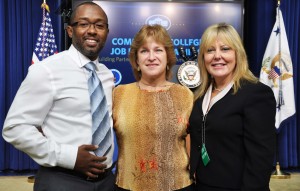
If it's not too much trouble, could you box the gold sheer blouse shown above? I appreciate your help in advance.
[113,83,194,191]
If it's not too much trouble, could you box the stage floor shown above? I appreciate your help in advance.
[0,170,299,191]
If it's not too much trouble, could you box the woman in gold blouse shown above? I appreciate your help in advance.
[113,24,195,191]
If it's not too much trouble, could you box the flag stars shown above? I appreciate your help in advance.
[274,26,280,36]
[33,9,57,63]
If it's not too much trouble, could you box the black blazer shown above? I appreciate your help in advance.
[189,81,276,191]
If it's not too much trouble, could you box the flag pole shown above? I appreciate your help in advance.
[28,1,48,183]
[28,0,58,182]
[270,0,290,179]
[271,134,291,179]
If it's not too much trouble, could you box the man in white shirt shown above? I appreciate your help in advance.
[2,2,115,191]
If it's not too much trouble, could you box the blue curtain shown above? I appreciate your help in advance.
[0,0,299,170]
[0,0,61,170]
[244,0,299,168]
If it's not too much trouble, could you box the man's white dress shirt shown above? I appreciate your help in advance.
[2,45,115,169]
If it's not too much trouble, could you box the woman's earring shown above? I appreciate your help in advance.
[166,65,169,70]
[137,66,140,71]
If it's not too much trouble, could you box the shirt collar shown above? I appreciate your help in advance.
[202,81,233,114]
[68,45,99,68]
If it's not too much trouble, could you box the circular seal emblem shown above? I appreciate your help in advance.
[145,14,172,30]
[110,69,122,86]
[177,61,201,88]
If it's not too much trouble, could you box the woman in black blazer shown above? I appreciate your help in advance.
[189,23,276,191]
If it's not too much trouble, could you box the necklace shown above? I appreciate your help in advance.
[138,81,170,88]
[213,87,224,92]
[138,81,172,92]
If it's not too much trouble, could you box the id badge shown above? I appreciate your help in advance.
[201,144,210,166]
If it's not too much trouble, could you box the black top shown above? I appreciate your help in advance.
[189,81,276,191]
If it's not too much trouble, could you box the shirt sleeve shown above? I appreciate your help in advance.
[2,63,77,169]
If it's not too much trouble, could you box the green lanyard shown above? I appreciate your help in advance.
[201,113,210,166]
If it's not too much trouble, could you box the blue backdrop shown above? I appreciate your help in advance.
[0,0,299,171]
[94,1,243,84]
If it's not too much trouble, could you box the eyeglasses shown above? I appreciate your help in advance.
[70,21,108,31]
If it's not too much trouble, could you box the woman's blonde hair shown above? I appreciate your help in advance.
[129,24,176,81]
[194,23,258,100]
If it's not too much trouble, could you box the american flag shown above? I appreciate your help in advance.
[32,3,57,64]
[268,66,280,79]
